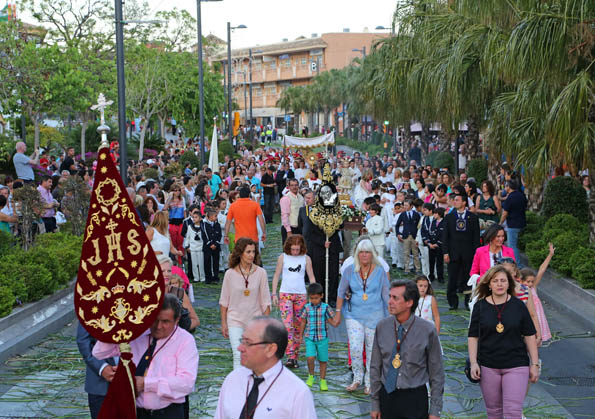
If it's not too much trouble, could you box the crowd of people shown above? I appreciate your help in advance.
[4,134,588,419]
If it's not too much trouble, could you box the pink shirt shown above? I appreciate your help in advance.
[37,185,55,218]
[219,266,271,329]
[92,327,198,410]
[215,361,317,419]
[279,192,295,233]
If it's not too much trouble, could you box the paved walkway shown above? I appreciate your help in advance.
[0,214,578,418]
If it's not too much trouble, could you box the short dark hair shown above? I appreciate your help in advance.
[363,196,376,206]
[369,203,382,213]
[254,316,288,360]
[482,223,507,244]
[434,207,445,218]
[162,293,181,319]
[390,279,419,313]
[423,202,435,212]
[145,180,156,191]
[239,185,251,198]
[0,195,6,208]
[507,178,520,191]
[40,175,52,182]
[307,282,324,296]
[205,168,212,173]
[436,184,447,193]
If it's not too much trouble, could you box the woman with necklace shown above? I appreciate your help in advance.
[219,237,271,370]
[468,265,539,419]
[335,239,390,394]
[467,224,515,313]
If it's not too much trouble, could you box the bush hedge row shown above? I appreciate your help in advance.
[0,232,82,318]
[522,213,594,288]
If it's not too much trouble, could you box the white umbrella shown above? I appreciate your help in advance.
[208,119,219,172]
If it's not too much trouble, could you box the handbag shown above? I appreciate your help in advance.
[465,301,481,383]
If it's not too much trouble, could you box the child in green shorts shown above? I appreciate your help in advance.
[299,283,340,390]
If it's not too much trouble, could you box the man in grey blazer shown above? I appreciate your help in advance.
[370,280,444,419]
[76,322,116,419]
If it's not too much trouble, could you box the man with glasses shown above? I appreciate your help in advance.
[215,317,316,419]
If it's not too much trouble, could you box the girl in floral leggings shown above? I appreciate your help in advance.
[271,234,316,368]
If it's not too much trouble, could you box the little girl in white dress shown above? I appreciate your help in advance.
[415,275,441,334]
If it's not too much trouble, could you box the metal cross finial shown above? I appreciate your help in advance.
[92,93,113,149]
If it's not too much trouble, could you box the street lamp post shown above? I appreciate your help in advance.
[196,0,223,167]
[375,25,394,35]
[352,46,366,59]
[114,0,127,183]
[227,23,246,146]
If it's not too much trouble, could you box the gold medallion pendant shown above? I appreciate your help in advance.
[496,322,504,333]
[244,289,250,296]
[362,293,368,301]
[392,353,401,369]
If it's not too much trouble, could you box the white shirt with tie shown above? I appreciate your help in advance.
[215,361,317,419]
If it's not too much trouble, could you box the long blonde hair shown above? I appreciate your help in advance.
[150,211,169,235]
[352,237,379,273]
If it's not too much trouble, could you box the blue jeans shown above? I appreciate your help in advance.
[507,227,522,266]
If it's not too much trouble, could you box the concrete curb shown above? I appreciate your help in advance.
[520,254,595,332]
[0,282,75,365]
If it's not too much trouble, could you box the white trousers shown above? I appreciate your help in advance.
[420,244,430,277]
[190,250,205,282]
[228,326,244,370]
[346,318,375,388]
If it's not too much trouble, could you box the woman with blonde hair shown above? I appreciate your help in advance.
[335,238,390,393]
[353,169,373,209]
[468,265,539,419]
[146,211,183,262]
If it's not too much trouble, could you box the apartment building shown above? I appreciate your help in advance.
[212,31,388,131]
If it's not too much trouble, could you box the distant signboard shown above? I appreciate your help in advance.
[284,115,291,122]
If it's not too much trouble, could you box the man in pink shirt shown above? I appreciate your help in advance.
[279,178,304,244]
[215,317,317,419]
[37,175,58,233]
[93,294,198,418]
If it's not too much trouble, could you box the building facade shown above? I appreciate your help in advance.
[213,31,388,132]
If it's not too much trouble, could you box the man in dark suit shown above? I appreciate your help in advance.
[76,322,116,419]
[395,199,421,273]
[442,188,480,310]
[300,190,342,306]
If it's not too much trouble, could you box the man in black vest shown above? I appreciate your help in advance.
[442,188,480,310]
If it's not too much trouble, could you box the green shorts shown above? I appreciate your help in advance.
[305,337,329,362]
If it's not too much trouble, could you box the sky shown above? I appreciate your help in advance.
[151,0,398,48]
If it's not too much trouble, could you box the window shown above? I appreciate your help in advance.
[300,57,307,66]
[254,60,262,70]
[265,84,277,95]
[283,59,291,68]
[269,60,276,69]
[254,87,262,97]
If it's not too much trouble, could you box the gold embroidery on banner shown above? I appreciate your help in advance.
[128,303,159,325]
[113,329,133,342]
[76,283,83,296]
[137,259,147,274]
[105,219,124,263]
[78,307,85,320]
[80,260,88,273]
[106,266,129,283]
[127,230,142,255]
[111,284,125,294]
[156,287,161,301]
[85,211,101,242]
[127,278,158,294]
[80,286,111,303]
[121,205,140,227]
[86,238,103,265]
[111,203,119,214]
[86,315,116,333]
[110,298,131,323]
[86,272,97,286]
[95,179,121,207]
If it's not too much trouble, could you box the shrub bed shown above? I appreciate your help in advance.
[0,232,82,318]
[542,176,588,222]
[521,211,593,288]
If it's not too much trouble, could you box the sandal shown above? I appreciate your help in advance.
[346,382,360,392]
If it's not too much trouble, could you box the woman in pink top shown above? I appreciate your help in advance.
[219,237,271,369]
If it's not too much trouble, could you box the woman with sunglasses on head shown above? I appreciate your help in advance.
[270,234,316,369]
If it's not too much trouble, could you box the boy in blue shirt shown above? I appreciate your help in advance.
[299,283,339,391]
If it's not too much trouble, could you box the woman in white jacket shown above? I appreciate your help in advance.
[363,203,385,257]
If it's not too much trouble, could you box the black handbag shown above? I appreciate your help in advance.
[465,302,480,383]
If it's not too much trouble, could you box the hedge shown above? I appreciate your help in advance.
[466,158,488,184]
[179,149,201,170]
[542,213,586,242]
[542,176,588,222]
[570,247,595,289]
[426,151,455,173]
[0,232,82,317]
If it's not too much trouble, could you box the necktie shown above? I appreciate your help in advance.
[384,325,404,393]
[135,338,157,376]
[239,376,265,419]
